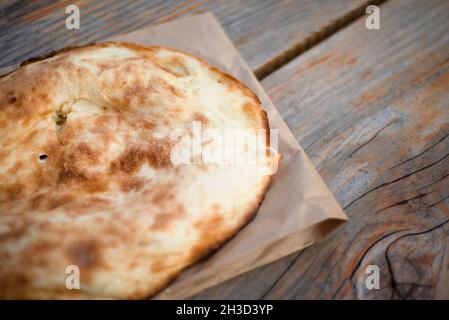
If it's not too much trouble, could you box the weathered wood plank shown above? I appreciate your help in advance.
[0,0,374,76]
[194,0,449,299]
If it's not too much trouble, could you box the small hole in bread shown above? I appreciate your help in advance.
[39,154,48,163]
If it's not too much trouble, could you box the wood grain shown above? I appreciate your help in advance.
[0,0,375,77]
[193,0,449,299]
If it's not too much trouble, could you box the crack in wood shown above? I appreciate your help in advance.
[344,151,449,210]
[375,191,433,213]
[347,230,409,281]
[330,229,407,298]
[385,219,449,299]
[347,122,394,158]
[389,132,449,170]
[417,171,449,192]
[255,0,388,79]
[427,194,449,208]
[331,219,449,299]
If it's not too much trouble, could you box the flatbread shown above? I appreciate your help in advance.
[0,42,275,299]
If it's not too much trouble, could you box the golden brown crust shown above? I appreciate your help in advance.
[0,42,274,299]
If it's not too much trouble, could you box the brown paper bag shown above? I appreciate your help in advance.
[0,13,347,299]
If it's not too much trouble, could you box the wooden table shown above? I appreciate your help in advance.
[1,0,448,299]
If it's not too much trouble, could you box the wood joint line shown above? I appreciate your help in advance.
[255,0,389,80]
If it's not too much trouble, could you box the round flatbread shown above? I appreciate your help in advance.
[0,42,275,299]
